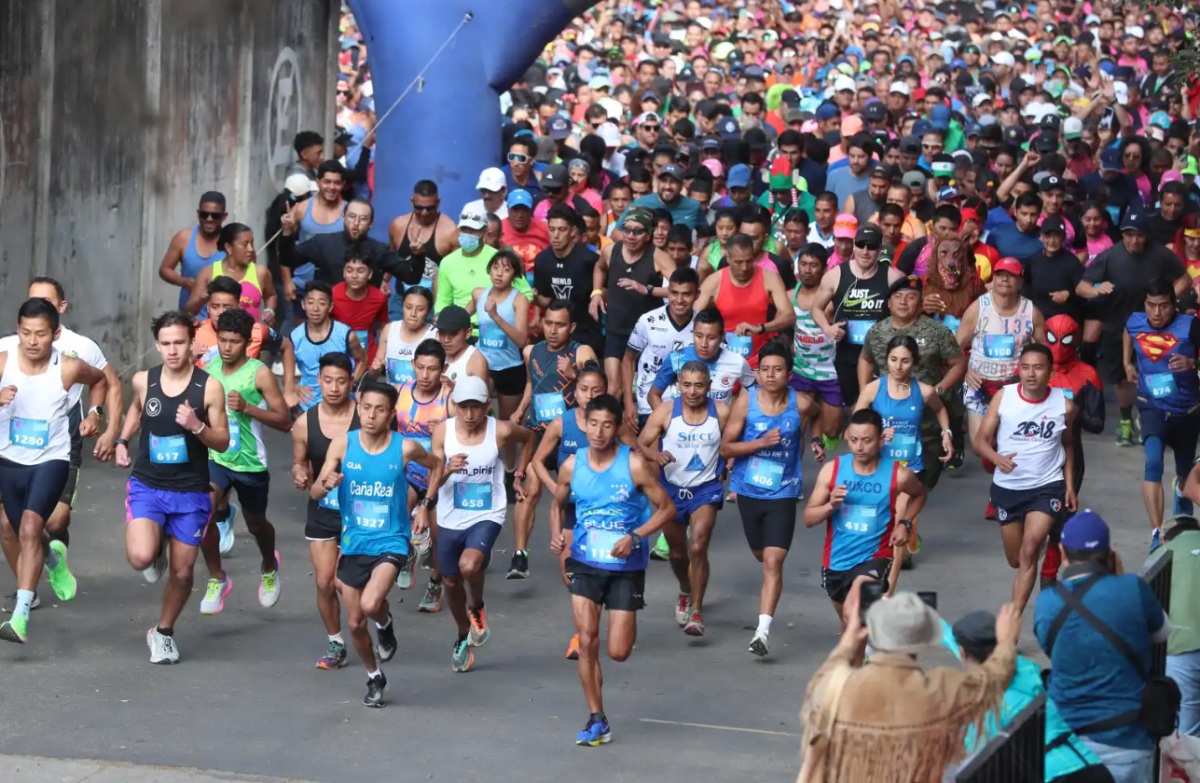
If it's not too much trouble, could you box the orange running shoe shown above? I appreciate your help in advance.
[565,633,580,660]
[468,605,490,647]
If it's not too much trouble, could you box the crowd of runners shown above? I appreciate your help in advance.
[0,0,1194,762]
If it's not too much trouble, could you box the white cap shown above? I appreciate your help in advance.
[599,97,624,121]
[1125,25,1144,39]
[889,81,910,96]
[451,375,490,404]
[285,173,318,197]
[475,167,506,192]
[1113,81,1129,106]
[1063,116,1083,139]
[457,209,487,231]
[598,121,622,147]
[695,16,713,30]
[1008,29,1028,41]
[971,92,993,108]
[988,31,1005,42]
[991,51,1015,67]
[833,75,856,93]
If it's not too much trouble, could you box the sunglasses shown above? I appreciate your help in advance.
[412,204,438,212]
[641,125,661,133]
[624,226,649,237]
[198,210,225,220]
[590,122,605,129]
[922,143,942,151]
[855,240,882,250]
[507,152,530,164]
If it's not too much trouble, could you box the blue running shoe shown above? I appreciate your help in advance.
[218,503,237,555]
[575,715,612,746]
[1150,527,1163,554]
[1173,477,1194,519]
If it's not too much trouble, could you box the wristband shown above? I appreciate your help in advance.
[590,289,604,297]
[192,422,206,436]
[941,428,952,436]
[114,437,129,448]
[898,518,914,533]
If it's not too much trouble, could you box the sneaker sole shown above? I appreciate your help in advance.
[0,623,27,644]
[453,650,475,672]
[417,603,441,613]
[749,639,769,657]
[576,733,613,746]
[364,683,388,708]
[505,570,529,579]
[316,658,348,670]
[684,623,705,637]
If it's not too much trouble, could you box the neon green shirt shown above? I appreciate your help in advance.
[208,357,268,473]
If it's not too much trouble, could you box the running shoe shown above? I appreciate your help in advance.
[650,534,670,561]
[412,528,432,556]
[2,591,39,613]
[418,579,443,613]
[1174,477,1195,518]
[376,617,398,663]
[397,554,416,590]
[420,548,434,571]
[946,451,964,473]
[575,715,612,746]
[565,633,580,660]
[468,605,490,647]
[316,640,347,670]
[684,611,705,637]
[674,592,691,626]
[143,540,168,584]
[259,551,282,608]
[1116,419,1134,447]
[217,503,237,555]
[984,501,998,521]
[1151,527,1163,554]
[749,632,769,657]
[364,672,388,708]
[725,491,738,503]
[147,627,180,664]
[0,615,27,644]
[46,540,77,601]
[507,550,530,579]
[200,575,233,615]
[452,636,474,672]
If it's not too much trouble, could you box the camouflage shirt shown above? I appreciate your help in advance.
[862,315,963,387]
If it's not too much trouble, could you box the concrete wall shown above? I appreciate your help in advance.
[0,0,337,370]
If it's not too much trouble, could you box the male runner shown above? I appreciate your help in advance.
[291,353,357,669]
[191,276,274,372]
[197,309,292,615]
[415,376,534,672]
[622,268,698,432]
[0,298,109,643]
[434,306,489,387]
[282,281,366,414]
[648,308,755,409]
[0,277,122,609]
[115,312,230,663]
[638,361,729,636]
[310,382,434,707]
[394,338,454,607]
[790,244,843,452]
[802,408,927,622]
[158,191,227,311]
[552,394,675,746]
[972,344,1077,612]
[721,343,823,657]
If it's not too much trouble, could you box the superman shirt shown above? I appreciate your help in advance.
[1126,312,1200,414]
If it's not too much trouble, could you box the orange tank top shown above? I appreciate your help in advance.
[715,267,771,369]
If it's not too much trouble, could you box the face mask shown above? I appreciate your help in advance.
[458,233,480,252]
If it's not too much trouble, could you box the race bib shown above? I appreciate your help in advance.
[9,417,48,450]
[886,432,918,462]
[319,490,340,511]
[746,456,785,491]
[847,319,872,345]
[724,332,753,358]
[454,482,491,511]
[480,324,506,351]
[354,329,370,349]
[387,357,414,385]
[227,411,241,452]
[584,528,627,564]
[149,434,188,464]
[983,334,1016,359]
[1147,372,1177,400]
[351,499,388,529]
[534,392,566,422]
[841,503,878,535]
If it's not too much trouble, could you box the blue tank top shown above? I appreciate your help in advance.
[476,286,523,371]
[294,200,344,289]
[730,388,803,500]
[180,226,225,311]
[558,408,586,469]
[337,430,410,557]
[824,454,898,571]
[872,378,925,471]
[1128,312,1200,414]
[570,445,650,572]
[290,321,351,411]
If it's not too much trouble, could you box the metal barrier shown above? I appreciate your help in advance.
[1144,548,1173,677]
[957,694,1046,783]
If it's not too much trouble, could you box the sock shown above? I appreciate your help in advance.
[822,434,841,453]
[13,589,33,620]
[756,614,772,636]
[48,529,69,547]
[44,543,59,571]
[329,633,344,645]
[375,614,393,631]
[1120,406,1132,422]
[368,668,382,680]
[157,626,174,637]
[215,505,232,524]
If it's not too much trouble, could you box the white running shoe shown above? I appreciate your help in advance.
[397,555,415,590]
[258,551,281,608]
[143,542,168,584]
[147,627,180,664]
[200,576,233,615]
[217,503,237,555]
[749,632,770,657]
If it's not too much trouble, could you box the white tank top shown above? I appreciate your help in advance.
[993,386,1067,491]
[661,399,722,487]
[437,416,506,530]
[444,345,481,386]
[0,349,71,465]
[383,322,438,386]
[969,294,1035,382]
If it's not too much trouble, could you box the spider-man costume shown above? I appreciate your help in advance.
[1041,315,1106,583]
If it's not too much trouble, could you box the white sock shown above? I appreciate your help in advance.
[368,668,381,679]
[756,614,772,636]
[13,589,34,620]
[329,633,344,645]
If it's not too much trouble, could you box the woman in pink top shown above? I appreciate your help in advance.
[1121,137,1153,204]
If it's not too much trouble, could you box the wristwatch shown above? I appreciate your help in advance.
[88,406,105,418]
[114,437,129,448]
[419,497,436,510]
[898,518,914,533]
[628,532,643,549]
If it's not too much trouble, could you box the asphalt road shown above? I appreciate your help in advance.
[0,416,1160,783]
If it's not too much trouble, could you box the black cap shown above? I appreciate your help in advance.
[1003,125,1025,146]
[899,135,921,155]
[541,163,568,188]
[1039,113,1062,131]
[1034,133,1060,154]
[888,274,923,297]
[1039,215,1066,234]
[435,305,472,333]
[869,163,895,182]
[1039,174,1065,192]
[855,223,884,246]
[547,115,572,140]
[980,124,1003,143]
[659,163,685,181]
[952,610,998,655]
[863,102,887,122]
[1120,211,1150,232]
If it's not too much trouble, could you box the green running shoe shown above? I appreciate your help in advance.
[650,533,670,561]
[0,614,27,644]
[1116,419,1134,447]
[46,541,76,602]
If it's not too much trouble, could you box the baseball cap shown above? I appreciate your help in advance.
[541,164,568,189]
[1035,134,1060,154]
[855,223,884,246]
[899,135,922,156]
[598,122,622,148]
[451,375,490,405]
[936,185,960,202]
[1062,117,1083,140]
[833,214,859,239]
[1003,126,1025,147]
[1099,148,1123,172]
[633,111,662,127]
[1060,509,1110,552]
[815,103,840,121]
[718,116,741,140]
[1039,215,1066,234]
[476,167,506,192]
[866,591,944,654]
[457,208,487,230]
[659,163,684,181]
[435,305,472,333]
[285,173,319,198]
[1120,211,1149,232]
[993,257,1023,276]
[930,105,951,130]
[506,189,534,210]
[912,119,934,138]
[890,81,911,97]
[864,101,887,123]
[991,51,1016,67]
[952,610,998,656]
[546,115,572,140]
[834,75,856,93]
[888,274,922,296]
[971,92,993,108]
[702,137,723,152]
[726,163,752,189]
[1039,174,1065,192]
[902,170,928,189]
[869,164,894,183]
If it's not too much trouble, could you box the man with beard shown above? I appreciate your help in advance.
[386,181,461,298]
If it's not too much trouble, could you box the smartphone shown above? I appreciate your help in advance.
[859,580,887,624]
[917,590,938,610]
[1099,106,1115,131]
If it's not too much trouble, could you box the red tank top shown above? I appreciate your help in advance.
[715,267,771,369]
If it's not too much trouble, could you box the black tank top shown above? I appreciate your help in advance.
[397,216,444,288]
[133,366,212,492]
[525,340,580,432]
[606,242,662,335]
[306,403,359,518]
[831,262,891,358]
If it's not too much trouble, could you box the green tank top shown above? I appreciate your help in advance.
[208,356,268,473]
